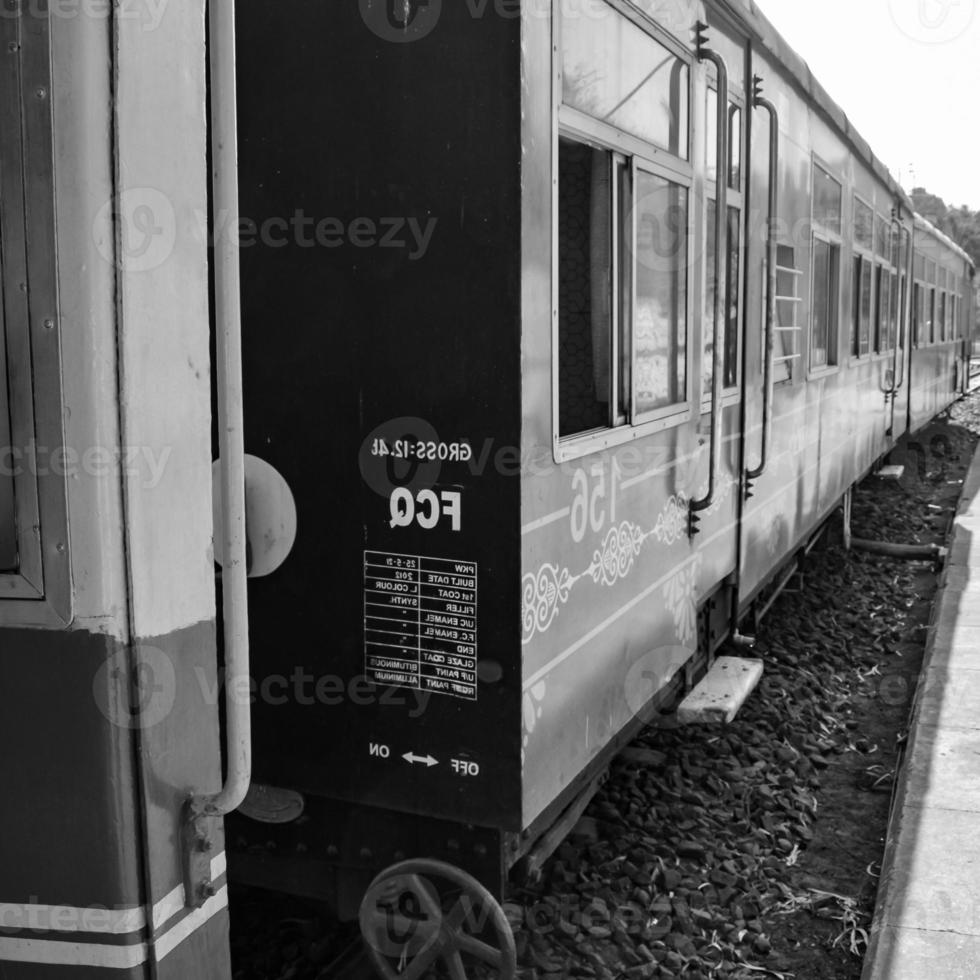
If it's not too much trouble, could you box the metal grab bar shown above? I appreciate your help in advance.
[191,0,251,820]
[745,75,778,496]
[689,24,730,537]
[891,211,910,397]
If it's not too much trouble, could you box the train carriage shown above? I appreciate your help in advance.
[0,1,974,978]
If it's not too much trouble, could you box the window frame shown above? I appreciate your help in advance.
[552,0,695,463]
[701,82,746,407]
[807,157,843,376]
[848,193,875,362]
[0,9,71,626]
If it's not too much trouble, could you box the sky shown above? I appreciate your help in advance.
[756,0,980,210]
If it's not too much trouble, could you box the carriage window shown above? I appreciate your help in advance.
[912,282,922,347]
[632,170,688,416]
[561,1,689,159]
[812,164,842,235]
[938,291,947,342]
[854,199,873,250]
[928,286,936,343]
[704,199,740,392]
[874,265,890,353]
[557,140,615,437]
[851,256,872,357]
[810,237,839,368]
[894,271,903,350]
[557,137,690,441]
[706,89,742,189]
[875,215,891,259]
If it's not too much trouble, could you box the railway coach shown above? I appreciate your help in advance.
[0,0,974,978]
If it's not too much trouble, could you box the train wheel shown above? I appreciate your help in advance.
[358,859,517,980]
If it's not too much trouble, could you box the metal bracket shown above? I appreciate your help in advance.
[694,20,709,58]
[181,800,218,909]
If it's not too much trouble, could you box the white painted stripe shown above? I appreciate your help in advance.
[523,553,701,691]
[152,884,186,932]
[0,937,147,969]
[521,506,570,537]
[0,858,230,967]
[152,852,228,932]
[154,886,229,963]
[0,903,145,935]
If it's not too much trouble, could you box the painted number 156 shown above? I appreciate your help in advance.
[570,460,621,544]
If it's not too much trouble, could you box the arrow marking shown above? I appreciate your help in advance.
[402,752,439,768]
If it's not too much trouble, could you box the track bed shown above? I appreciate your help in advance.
[229,393,980,979]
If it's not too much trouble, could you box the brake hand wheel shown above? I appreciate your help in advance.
[359,858,517,980]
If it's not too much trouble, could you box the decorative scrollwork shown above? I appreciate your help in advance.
[522,564,576,644]
[588,522,647,587]
[663,554,703,648]
[652,495,689,545]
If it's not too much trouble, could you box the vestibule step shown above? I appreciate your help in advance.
[677,657,764,725]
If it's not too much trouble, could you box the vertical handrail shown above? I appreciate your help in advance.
[891,213,910,396]
[745,75,778,492]
[191,0,251,820]
[689,23,730,537]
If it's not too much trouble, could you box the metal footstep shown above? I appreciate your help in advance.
[876,465,905,480]
[677,656,764,725]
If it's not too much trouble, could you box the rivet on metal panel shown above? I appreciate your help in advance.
[7,42,18,53]
[55,543,65,554]
[43,318,54,330]
[34,87,46,100]
[327,845,339,858]
[359,848,373,862]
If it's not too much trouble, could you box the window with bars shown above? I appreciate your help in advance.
[767,244,802,384]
